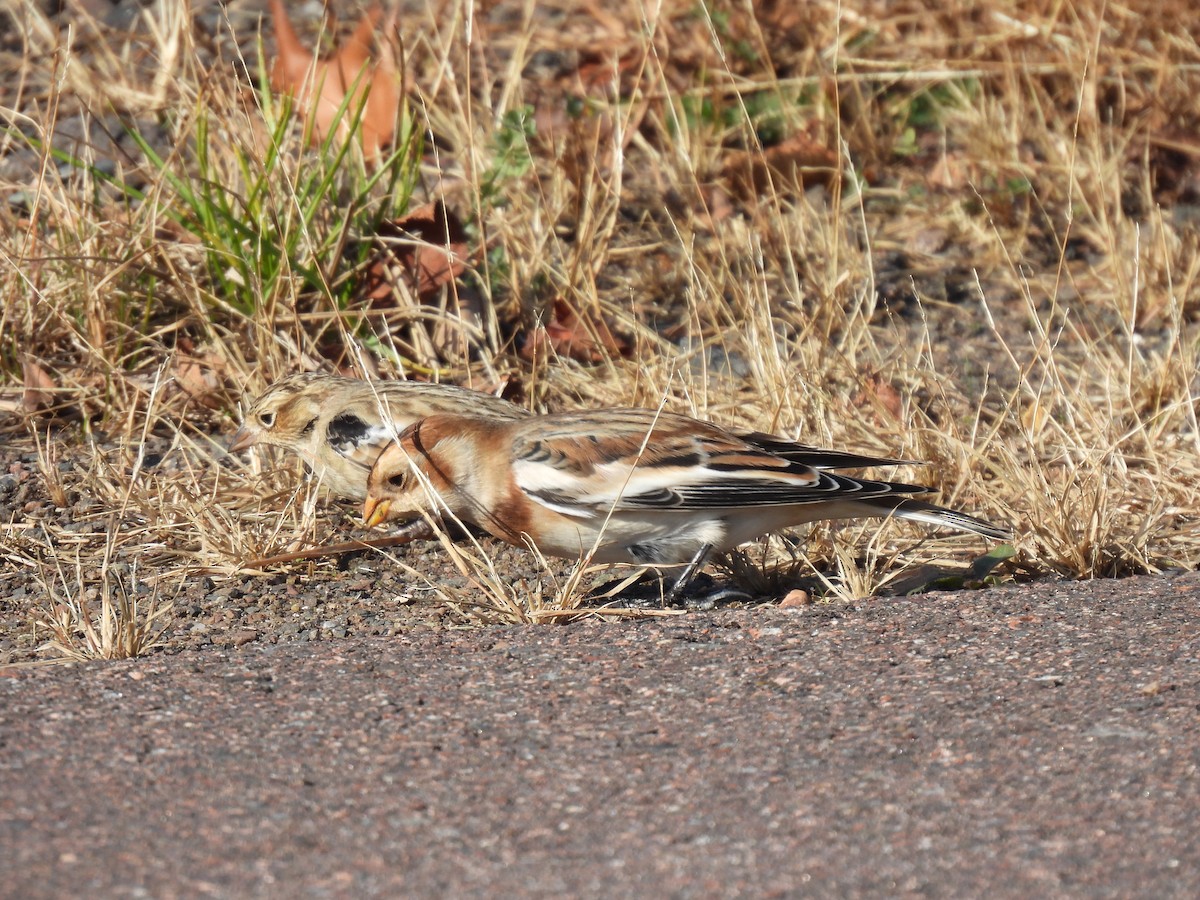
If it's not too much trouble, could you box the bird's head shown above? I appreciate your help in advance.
[362,417,471,529]
[228,373,328,456]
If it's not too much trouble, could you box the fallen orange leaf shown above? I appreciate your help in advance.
[520,299,629,364]
[174,350,229,410]
[722,130,839,199]
[21,356,56,414]
[362,200,471,304]
[268,0,403,159]
[779,589,812,608]
[851,372,904,424]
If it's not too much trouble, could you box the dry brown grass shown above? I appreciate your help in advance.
[24,538,175,663]
[1,0,1198,642]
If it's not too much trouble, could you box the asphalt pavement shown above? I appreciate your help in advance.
[3,573,1199,898]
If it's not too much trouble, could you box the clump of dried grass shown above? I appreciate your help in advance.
[18,532,175,663]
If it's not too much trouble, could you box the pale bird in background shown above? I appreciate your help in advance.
[228,372,529,501]
[362,407,1010,596]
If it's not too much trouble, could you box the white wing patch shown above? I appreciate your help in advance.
[515,455,726,515]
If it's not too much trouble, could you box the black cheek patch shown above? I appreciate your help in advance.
[327,413,371,451]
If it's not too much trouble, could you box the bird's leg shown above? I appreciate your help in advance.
[664,543,714,606]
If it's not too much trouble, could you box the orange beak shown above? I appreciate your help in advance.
[363,496,391,529]
[227,425,258,454]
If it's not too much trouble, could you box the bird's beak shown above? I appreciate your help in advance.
[227,425,258,454]
[363,497,391,529]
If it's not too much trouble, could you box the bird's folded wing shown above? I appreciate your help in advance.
[738,432,920,470]
[517,450,934,514]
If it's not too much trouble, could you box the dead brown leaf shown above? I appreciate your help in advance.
[574,47,644,93]
[362,200,471,304]
[1021,399,1051,436]
[21,356,57,414]
[519,298,629,364]
[174,350,229,410]
[268,0,403,159]
[756,0,807,34]
[851,372,903,424]
[927,152,968,191]
[696,184,736,231]
[779,589,812,608]
[722,130,839,199]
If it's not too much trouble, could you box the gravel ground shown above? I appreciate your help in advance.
[3,572,1199,897]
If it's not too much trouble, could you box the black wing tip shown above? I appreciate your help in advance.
[886,499,1012,540]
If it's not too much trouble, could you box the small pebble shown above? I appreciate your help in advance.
[230,629,258,647]
[779,590,812,609]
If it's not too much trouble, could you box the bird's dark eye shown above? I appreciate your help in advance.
[388,472,407,488]
[258,411,276,428]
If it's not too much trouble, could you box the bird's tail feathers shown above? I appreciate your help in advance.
[860,497,1011,541]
